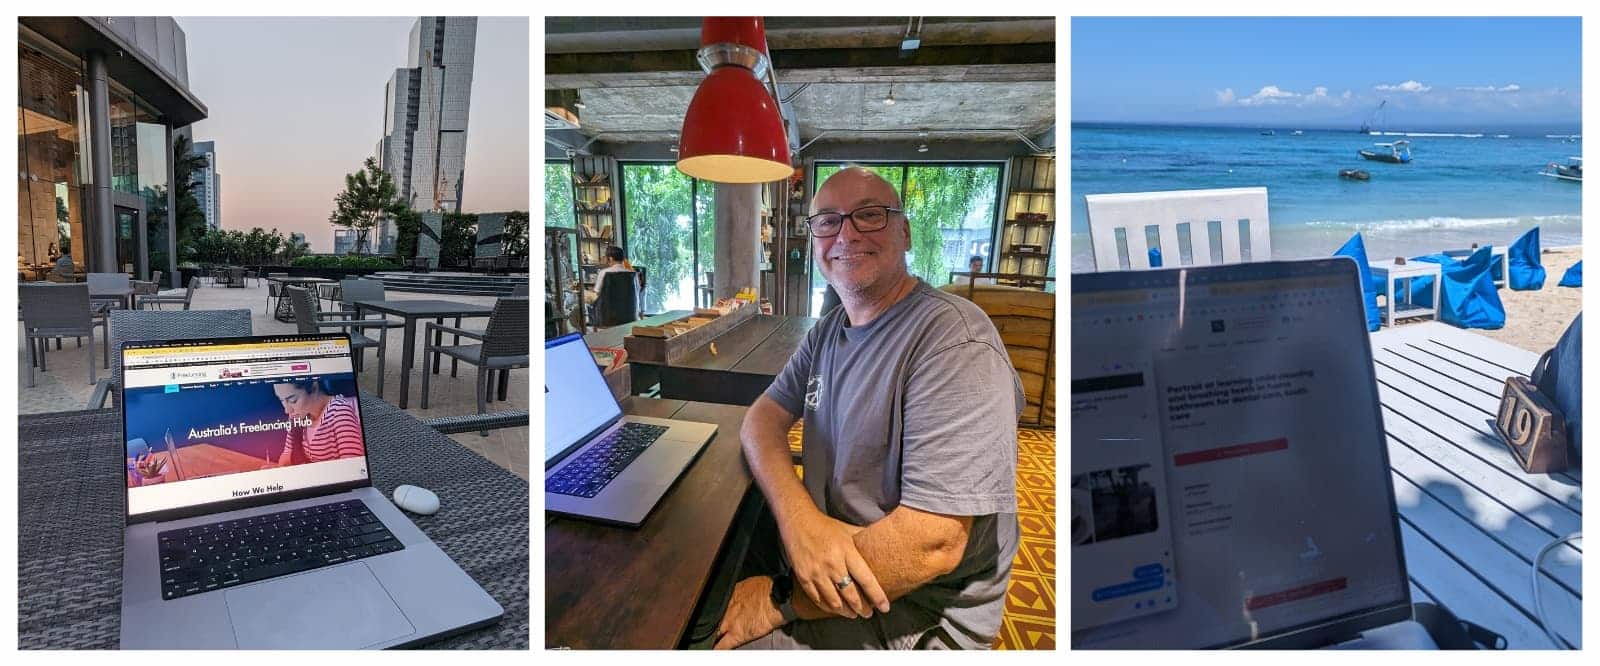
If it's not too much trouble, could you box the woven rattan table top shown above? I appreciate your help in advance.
[17,393,528,649]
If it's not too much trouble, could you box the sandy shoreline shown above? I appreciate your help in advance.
[1385,246,1582,353]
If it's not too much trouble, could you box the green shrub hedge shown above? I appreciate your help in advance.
[290,255,399,270]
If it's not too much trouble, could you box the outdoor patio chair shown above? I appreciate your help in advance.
[286,286,388,397]
[87,272,131,307]
[337,278,406,331]
[264,272,289,313]
[1085,186,1271,271]
[420,297,529,435]
[86,308,252,409]
[20,283,106,387]
[226,266,247,288]
[137,276,200,310]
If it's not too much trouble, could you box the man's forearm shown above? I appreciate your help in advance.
[790,509,970,620]
[740,397,820,530]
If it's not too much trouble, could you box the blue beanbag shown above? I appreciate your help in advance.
[1406,246,1506,329]
[1508,227,1546,290]
[1332,233,1381,331]
[1559,260,1582,287]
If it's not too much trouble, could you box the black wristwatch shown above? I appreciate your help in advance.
[769,573,798,624]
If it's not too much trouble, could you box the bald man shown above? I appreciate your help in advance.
[714,168,1023,649]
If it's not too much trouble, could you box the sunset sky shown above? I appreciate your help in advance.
[181,17,529,251]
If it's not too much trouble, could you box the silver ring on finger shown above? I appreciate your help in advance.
[836,574,853,590]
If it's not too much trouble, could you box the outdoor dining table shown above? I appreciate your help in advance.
[16,393,529,649]
[353,299,495,409]
[266,276,333,322]
[89,285,135,311]
[1370,322,1581,648]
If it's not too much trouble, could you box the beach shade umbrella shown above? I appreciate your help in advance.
[1559,260,1582,287]
[1405,246,1506,329]
[1508,227,1546,290]
[1148,248,1162,268]
[1332,233,1381,332]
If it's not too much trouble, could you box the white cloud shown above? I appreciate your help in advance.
[1455,83,1523,93]
[1342,90,1353,100]
[1215,88,1235,105]
[1238,85,1299,106]
[1375,80,1432,93]
[1307,86,1329,100]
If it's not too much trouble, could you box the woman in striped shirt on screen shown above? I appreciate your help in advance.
[272,378,365,465]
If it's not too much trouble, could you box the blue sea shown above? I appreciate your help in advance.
[1069,124,1582,273]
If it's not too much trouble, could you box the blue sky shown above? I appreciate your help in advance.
[1072,17,1581,130]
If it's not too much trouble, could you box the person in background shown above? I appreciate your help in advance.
[715,167,1023,649]
[53,248,75,276]
[586,245,639,304]
[954,255,996,287]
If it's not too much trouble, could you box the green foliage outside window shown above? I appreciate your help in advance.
[622,164,694,313]
[545,163,576,228]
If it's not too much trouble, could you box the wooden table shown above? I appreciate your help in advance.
[640,315,816,406]
[354,299,494,409]
[1370,322,1580,648]
[544,398,753,649]
[583,310,691,349]
[1369,260,1441,328]
[266,276,332,322]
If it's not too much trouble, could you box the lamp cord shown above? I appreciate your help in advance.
[1531,532,1580,649]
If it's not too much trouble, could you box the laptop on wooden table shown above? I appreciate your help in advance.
[543,332,716,527]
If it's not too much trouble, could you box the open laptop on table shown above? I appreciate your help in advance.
[118,334,502,649]
[544,332,716,527]
[1070,258,1435,649]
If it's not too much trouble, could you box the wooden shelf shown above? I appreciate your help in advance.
[1007,219,1055,226]
[1008,189,1056,195]
[575,183,612,189]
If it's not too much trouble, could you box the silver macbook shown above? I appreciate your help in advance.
[1070,258,1433,649]
[544,332,716,527]
[118,334,502,649]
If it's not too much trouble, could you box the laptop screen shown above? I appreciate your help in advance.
[122,335,370,520]
[544,333,622,465]
[1069,259,1409,649]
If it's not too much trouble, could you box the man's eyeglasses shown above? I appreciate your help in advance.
[804,205,904,238]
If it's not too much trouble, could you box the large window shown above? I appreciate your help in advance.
[17,44,87,267]
[809,162,1003,315]
[544,162,575,228]
[619,163,721,313]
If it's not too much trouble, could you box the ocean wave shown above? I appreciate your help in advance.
[1299,214,1581,232]
[1545,134,1582,139]
[1372,131,1484,138]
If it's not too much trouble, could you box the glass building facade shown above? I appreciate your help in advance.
[17,17,205,284]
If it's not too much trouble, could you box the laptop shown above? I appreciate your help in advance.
[1070,258,1434,649]
[118,334,503,649]
[544,332,716,526]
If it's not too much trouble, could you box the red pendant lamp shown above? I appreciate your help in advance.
[676,17,793,184]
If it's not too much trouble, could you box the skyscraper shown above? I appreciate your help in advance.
[190,140,220,230]
[373,17,476,253]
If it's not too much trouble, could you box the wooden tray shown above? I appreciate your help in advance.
[623,303,758,365]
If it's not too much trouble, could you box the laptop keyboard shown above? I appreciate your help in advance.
[546,422,671,498]
[157,499,404,601]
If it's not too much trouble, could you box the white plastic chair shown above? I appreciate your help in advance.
[1085,187,1272,271]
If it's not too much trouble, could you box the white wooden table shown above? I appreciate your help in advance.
[1370,322,1581,648]
[1370,260,1441,328]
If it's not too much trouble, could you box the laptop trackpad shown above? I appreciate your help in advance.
[224,563,415,649]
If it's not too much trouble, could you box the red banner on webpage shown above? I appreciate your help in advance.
[1173,437,1289,467]
[1245,577,1349,611]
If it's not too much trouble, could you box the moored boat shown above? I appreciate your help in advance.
[1359,140,1412,163]
[1539,157,1582,182]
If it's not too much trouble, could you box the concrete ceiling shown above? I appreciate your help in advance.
[545,17,1055,148]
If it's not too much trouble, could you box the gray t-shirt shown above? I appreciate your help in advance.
[765,279,1023,648]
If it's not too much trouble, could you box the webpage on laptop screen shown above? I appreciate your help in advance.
[122,338,369,518]
[1071,272,1406,648]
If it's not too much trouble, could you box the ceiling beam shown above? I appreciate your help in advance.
[545,17,1054,53]
[546,43,1054,89]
